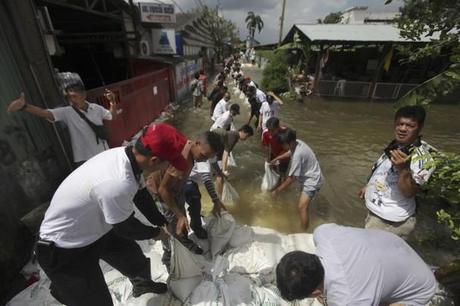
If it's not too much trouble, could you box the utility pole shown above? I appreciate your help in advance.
[278,0,286,46]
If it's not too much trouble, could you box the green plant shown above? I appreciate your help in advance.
[419,151,460,240]
[261,50,289,92]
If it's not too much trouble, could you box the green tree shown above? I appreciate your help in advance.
[245,11,264,47]
[261,50,289,92]
[199,6,237,61]
[322,11,342,24]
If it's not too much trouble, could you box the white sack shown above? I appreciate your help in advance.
[239,91,245,99]
[228,152,237,167]
[206,212,236,258]
[168,236,203,302]
[222,273,252,305]
[221,181,239,206]
[261,162,280,191]
[188,281,220,306]
[228,224,254,248]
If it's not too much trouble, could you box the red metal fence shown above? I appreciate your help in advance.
[86,68,172,147]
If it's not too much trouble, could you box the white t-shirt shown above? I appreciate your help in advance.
[212,99,228,121]
[365,141,434,222]
[39,147,139,248]
[315,224,437,306]
[288,140,323,191]
[210,110,232,131]
[259,101,280,130]
[189,161,211,184]
[255,88,266,104]
[49,102,112,162]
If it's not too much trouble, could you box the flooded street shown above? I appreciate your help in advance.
[171,65,460,262]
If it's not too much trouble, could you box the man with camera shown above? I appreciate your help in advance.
[7,83,117,168]
[358,105,435,239]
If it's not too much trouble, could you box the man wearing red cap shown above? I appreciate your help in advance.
[145,130,224,261]
[36,123,191,305]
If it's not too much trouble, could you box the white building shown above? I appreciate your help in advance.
[340,6,398,25]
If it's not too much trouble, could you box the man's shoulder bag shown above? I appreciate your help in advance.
[72,106,108,143]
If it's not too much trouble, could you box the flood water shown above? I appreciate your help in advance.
[171,65,460,264]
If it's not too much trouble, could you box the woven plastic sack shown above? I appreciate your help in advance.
[168,236,203,302]
[221,181,239,206]
[239,91,245,99]
[206,212,236,258]
[261,162,280,191]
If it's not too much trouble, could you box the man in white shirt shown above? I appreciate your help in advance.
[272,129,323,230]
[276,224,437,306]
[210,103,240,131]
[7,83,117,167]
[258,92,282,131]
[211,92,231,121]
[358,105,435,239]
[36,123,189,305]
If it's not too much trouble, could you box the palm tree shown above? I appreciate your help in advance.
[245,11,263,47]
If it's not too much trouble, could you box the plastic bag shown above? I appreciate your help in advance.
[206,212,236,258]
[221,181,239,206]
[228,152,237,167]
[228,224,254,248]
[261,162,280,191]
[168,236,203,302]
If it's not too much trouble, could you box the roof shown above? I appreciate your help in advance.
[284,24,437,44]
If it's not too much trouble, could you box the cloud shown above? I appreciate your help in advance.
[159,0,404,44]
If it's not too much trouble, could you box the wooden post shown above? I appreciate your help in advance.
[313,44,323,94]
[369,44,392,98]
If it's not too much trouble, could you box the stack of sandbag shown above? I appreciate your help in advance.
[261,162,280,191]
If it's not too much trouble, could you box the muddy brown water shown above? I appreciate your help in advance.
[170,65,460,266]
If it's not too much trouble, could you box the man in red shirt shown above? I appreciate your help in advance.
[262,117,291,187]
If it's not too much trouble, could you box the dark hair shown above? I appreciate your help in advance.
[239,124,254,136]
[65,83,85,93]
[201,131,224,153]
[230,103,240,113]
[222,86,228,92]
[277,128,296,144]
[276,251,324,301]
[394,105,426,126]
[217,80,224,87]
[266,117,280,130]
[267,95,274,104]
[194,72,200,79]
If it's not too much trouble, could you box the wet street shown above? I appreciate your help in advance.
[171,64,460,263]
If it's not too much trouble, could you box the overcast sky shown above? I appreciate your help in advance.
[146,0,403,44]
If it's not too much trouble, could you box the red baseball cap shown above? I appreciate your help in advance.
[136,123,188,171]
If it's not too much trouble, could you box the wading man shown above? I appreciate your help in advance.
[272,129,323,230]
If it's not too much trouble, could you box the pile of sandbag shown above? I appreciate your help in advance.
[7,214,324,306]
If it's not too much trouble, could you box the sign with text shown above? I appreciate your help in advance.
[138,2,176,23]
[152,29,176,54]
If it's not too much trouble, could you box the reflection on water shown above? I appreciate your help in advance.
[171,66,460,245]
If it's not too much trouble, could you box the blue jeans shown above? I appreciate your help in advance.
[184,181,203,229]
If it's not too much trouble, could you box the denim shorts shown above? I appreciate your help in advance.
[302,186,320,199]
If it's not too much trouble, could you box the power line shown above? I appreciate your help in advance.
[169,0,185,13]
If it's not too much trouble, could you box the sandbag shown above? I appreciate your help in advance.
[228,224,254,248]
[188,281,220,305]
[261,162,280,191]
[239,91,245,99]
[221,181,239,206]
[206,212,236,258]
[228,152,237,167]
[168,236,203,302]
[222,273,252,305]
